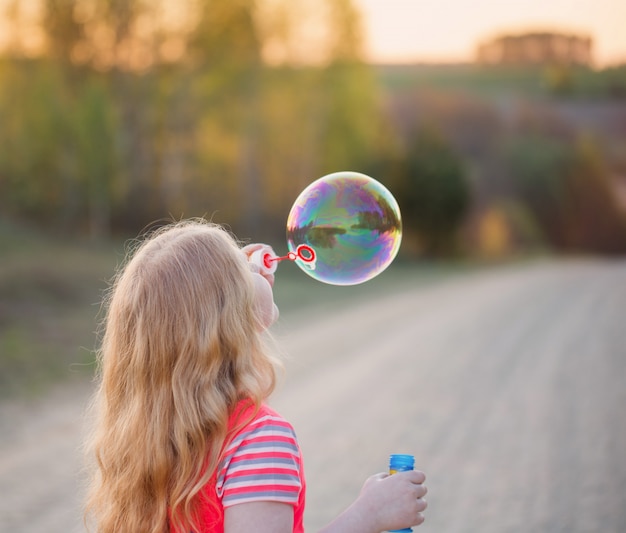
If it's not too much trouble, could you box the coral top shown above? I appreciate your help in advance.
[172,400,306,532]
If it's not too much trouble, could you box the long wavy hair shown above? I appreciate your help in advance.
[84,220,282,533]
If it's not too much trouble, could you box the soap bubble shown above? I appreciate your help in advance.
[286,171,402,286]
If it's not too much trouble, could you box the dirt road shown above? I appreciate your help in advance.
[1,259,625,532]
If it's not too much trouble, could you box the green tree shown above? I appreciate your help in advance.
[42,0,84,66]
[506,133,626,253]
[0,62,75,225]
[315,0,381,173]
[73,78,119,238]
[183,0,265,236]
[0,0,382,240]
[393,127,471,256]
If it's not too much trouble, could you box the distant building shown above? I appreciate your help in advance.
[476,31,593,67]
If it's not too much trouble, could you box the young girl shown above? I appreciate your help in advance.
[84,219,427,533]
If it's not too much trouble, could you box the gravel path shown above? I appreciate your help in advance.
[1,258,625,532]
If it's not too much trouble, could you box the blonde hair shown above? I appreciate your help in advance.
[84,220,281,533]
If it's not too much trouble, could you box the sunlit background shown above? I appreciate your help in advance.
[0,1,625,530]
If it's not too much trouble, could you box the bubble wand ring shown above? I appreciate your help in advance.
[264,244,316,270]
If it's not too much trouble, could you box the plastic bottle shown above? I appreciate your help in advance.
[388,454,415,533]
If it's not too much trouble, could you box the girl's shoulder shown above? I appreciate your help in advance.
[220,399,302,478]
[228,399,294,436]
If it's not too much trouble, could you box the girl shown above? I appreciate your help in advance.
[84,219,427,533]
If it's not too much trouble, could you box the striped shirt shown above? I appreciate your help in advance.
[185,401,306,532]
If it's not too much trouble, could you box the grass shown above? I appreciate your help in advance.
[374,64,549,98]
[0,221,122,398]
[374,63,626,100]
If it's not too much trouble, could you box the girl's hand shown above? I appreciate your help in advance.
[243,244,279,329]
[318,470,427,533]
[357,471,428,531]
[241,243,277,286]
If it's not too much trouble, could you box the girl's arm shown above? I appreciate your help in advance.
[224,501,294,533]
[225,470,427,533]
[318,470,428,533]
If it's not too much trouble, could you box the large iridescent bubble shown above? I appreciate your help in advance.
[286,171,402,286]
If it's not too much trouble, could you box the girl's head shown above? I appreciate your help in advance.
[103,219,278,399]
[86,219,281,533]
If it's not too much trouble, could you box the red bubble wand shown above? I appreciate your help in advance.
[263,244,316,270]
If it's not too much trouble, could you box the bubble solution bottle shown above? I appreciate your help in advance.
[388,454,415,533]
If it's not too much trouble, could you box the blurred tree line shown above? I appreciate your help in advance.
[1,0,625,256]
[0,0,381,241]
[382,84,626,256]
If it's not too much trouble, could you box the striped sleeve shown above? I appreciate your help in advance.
[215,408,303,508]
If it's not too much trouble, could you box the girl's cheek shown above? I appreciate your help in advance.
[252,273,279,329]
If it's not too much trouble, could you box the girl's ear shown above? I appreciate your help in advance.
[251,272,279,329]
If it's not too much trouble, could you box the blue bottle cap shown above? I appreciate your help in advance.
[389,454,415,470]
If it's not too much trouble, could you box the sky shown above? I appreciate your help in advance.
[355,0,626,66]
[0,0,624,68]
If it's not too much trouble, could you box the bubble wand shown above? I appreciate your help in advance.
[263,244,316,270]
[246,244,316,277]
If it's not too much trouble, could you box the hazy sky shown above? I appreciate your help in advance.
[0,0,624,67]
[355,0,626,66]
